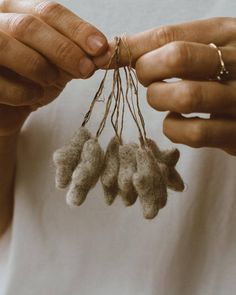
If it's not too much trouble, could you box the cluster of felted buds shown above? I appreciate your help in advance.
[53,127,184,219]
[53,36,185,220]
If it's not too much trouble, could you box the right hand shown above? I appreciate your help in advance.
[0,0,109,136]
[95,18,236,156]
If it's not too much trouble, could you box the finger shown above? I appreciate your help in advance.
[2,1,108,56]
[0,13,96,78]
[94,17,236,68]
[0,74,43,106]
[0,30,59,86]
[135,42,236,86]
[163,112,236,150]
[147,80,236,114]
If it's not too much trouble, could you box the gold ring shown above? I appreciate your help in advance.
[209,43,230,81]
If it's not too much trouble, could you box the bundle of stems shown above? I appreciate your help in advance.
[82,36,147,146]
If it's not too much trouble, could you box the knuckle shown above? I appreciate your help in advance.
[177,83,202,114]
[153,25,176,47]
[208,17,236,42]
[167,41,191,69]
[34,1,63,19]
[214,16,234,27]
[222,17,236,39]
[175,95,193,114]
[7,14,37,36]
[69,21,91,39]
[55,41,76,61]
[187,122,208,148]
[25,55,46,75]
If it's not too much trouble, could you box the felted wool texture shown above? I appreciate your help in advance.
[53,127,91,189]
[146,138,180,166]
[133,147,168,220]
[118,143,138,207]
[160,149,180,167]
[66,138,104,207]
[147,139,185,192]
[159,163,185,192]
[100,137,120,206]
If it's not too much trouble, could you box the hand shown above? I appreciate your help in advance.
[95,17,236,156]
[0,0,109,136]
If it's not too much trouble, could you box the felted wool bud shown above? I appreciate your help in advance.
[159,163,185,192]
[101,137,120,205]
[53,127,91,189]
[66,138,104,207]
[118,143,138,207]
[159,149,180,167]
[133,147,168,220]
[146,138,180,166]
[147,139,185,192]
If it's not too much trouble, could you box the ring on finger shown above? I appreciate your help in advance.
[209,43,230,81]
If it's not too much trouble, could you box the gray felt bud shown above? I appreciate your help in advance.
[53,127,91,189]
[66,138,104,207]
[160,149,180,167]
[147,139,185,192]
[159,163,185,192]
[101,137,120,206]
[146,138,180,166]
[133,147,168,220]
[118,143,138,207]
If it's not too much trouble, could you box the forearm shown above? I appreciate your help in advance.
[0,133,18,237]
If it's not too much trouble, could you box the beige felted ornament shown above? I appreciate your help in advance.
[101,136,120,205]
[53,35,186,220]
[66,138,104,206]
[147,138,185,192]
[133,147,167,219]
[160,164,185,192]
[53,127,91,189]
[118,143,138,206]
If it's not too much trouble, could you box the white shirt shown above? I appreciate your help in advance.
[2,0,236,294]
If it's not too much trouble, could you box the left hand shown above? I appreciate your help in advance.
[0,0,109,136]
[95,17,236,156]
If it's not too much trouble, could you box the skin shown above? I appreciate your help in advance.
[0,0,110,237]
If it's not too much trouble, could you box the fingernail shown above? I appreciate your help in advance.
[79,57,95,77]
[87,35,106,54]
